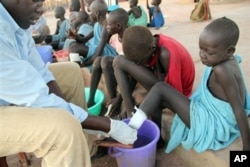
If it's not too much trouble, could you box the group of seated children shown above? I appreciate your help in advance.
[34,0,250,154]
[41,0,165,51]
[128,0,164,29]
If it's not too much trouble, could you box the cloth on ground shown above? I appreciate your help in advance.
[166,55,250,153]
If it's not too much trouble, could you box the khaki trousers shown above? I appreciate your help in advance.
[0,62,95,167]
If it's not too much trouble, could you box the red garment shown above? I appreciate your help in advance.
[148,34,195,97]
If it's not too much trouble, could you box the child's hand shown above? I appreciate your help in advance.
[106,96,123,117]
[118,107,133,120]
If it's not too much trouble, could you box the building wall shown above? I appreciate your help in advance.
[44,0,69,10]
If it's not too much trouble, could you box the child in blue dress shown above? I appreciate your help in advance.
[146,0,164,29]
[45,6,69,50]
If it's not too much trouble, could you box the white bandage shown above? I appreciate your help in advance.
[128,108,147,130]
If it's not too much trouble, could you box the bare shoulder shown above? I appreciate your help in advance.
[213,58,241,79]
[209,58,245,102]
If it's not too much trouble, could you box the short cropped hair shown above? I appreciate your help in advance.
[129,0,138,6]
[77,11,89,22]
[122,26,153,63]
[90,0,108,13]
[153,0,162,5]
[109,8,129,26]
[55,6,66,16]
[71,0,81,11]
[204,17,239,47]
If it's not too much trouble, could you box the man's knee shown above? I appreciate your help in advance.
[50,61,81,75]
[49,109,83,135]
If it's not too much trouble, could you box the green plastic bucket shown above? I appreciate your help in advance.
[84,87,104,116]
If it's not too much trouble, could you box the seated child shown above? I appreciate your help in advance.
[45,6,69,50]
[146,0,164,29]
[87,8,128,114]
[69,0,117,68]
[129,17,250,151]
[113,26,195,121]
[63,11,93,49]
[127,0,148,27]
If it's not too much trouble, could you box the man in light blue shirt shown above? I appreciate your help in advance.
[0,1,137,166]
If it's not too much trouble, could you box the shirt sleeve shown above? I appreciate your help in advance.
[0,23,87,122]
[0,60,88,122]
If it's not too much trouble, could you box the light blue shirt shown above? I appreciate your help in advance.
[0,3,88,122]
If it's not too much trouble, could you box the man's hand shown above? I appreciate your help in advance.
[108,119,137,145]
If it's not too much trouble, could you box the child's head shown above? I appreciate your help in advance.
[151,0,162,6]
[69,0,81,12]
[199,17,239,66]
[89,0,108,23]
[84,0,95,12]
[77,11,90,24]
[122,26,154,64]
[106,8,128,35]
[54,6,66,19]
[129,0,138,8]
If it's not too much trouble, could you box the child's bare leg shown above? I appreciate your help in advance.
[101,56,122,116]
[101,56,116,100]
[140,82,191,127]
[88,57,102,108]
[150,105,166,148]
[113,55,158,119]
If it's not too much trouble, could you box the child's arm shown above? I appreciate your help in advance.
[132,7,142,19]
[146,0,153,23]
[79,0,85,11]
[128,8,133,15]
[214,66,250,150]
[54,21,60,35]
[75,31,94,43]
[146,0,150,10]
